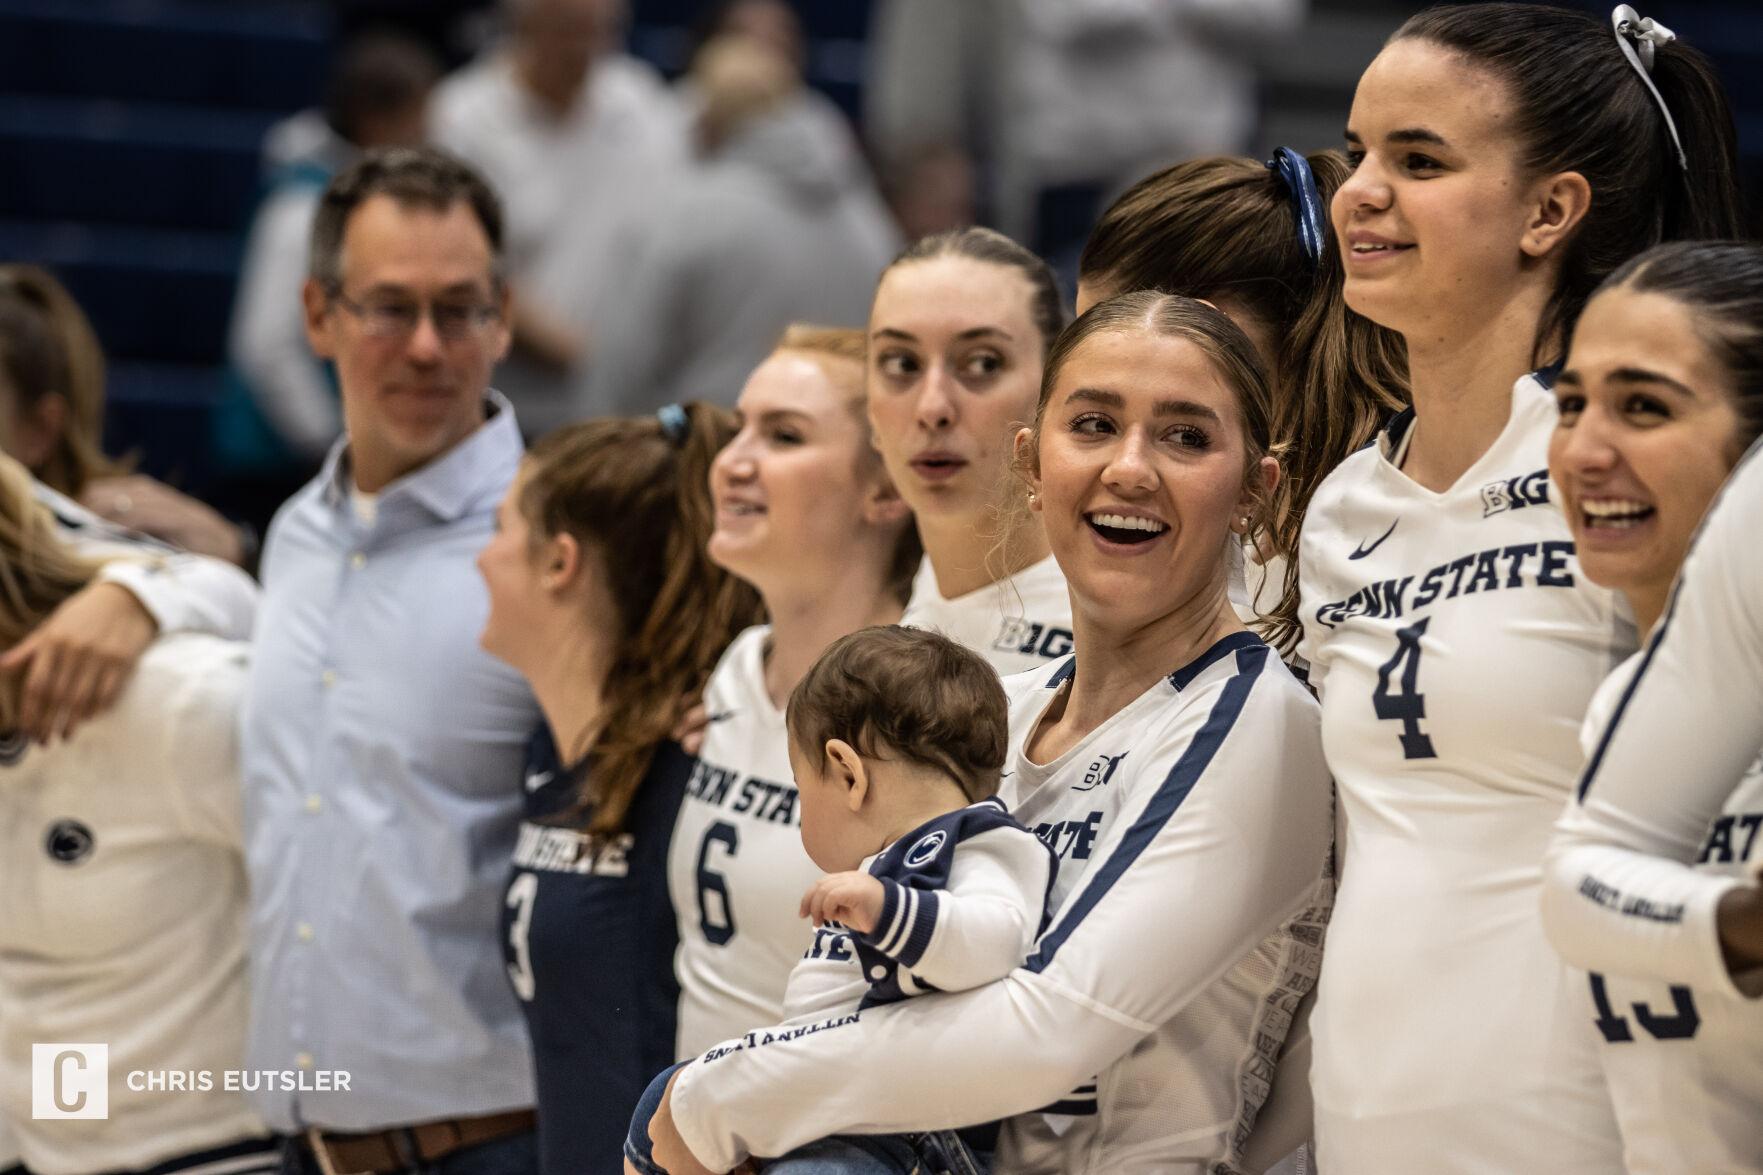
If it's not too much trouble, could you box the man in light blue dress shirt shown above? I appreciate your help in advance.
[241,147,541,1175]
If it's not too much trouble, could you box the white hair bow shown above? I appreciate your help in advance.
[1611,4,1688,170]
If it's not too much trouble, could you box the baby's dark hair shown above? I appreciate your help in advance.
[786,626,1008,803]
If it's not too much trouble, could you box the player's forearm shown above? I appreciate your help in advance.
[99,555,258,639]
[670,973,1143,1170]
[1543,832,1748,996]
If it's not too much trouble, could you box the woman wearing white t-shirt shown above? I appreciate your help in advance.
[0,458,273,1175]
[870,228,1074,674]
[645,294,1333,1175]
[668,326,919,1058]
[1297,7,1742,1170]
[1542,241,1763,1174]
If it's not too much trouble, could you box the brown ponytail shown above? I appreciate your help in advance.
[1079,152,1409,648]
[520,404,763,836]
[0,266,128,497]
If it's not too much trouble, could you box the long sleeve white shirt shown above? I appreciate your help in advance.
[671,633,1332,1173]
[1542,440,1763,1174]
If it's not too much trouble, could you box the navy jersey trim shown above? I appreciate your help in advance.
[1169,630,1266,692]
[1578,434,1763,801]
[1045,657,1076,690]
[1381,406,1417,455]
[1025,643,1268,971]
[1532,360,1565,391]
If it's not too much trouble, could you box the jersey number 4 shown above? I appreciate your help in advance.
[1589,972,1700,1042]
[696,820,739,946]
[1373,618,1437,759]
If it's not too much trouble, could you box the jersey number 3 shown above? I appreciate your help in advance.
[696,821,739,946]
[505,872,538,1002]
[1373,618,1437,759]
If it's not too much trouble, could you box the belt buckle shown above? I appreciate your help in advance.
[306,1126,344,1175]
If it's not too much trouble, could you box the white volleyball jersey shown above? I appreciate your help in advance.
[669,632,1334,1174]
[667,626,826,1059]
[1299,372,1631,1172]
[1543,441,1763,1175]
[0,635,268,1175]
[900,554,1074,676]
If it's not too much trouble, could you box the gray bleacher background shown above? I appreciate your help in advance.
[0,0,1756,502]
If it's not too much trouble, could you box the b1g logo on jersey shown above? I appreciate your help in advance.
[904,830,947,868]
[1073,752,1127,793]
[1481,469,1550,517]
[994,619,1074,660]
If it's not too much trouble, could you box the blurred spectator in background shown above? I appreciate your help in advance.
[585,33,898,414]
[883,142,979,244]
[867,0,1305,274]
[431,0,689,435]
[220,31,439,537]
[691,0,807,71]
[0,266,249,566]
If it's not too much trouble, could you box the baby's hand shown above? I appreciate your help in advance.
[799,872,886,935]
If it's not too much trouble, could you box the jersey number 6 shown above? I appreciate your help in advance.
[696,820,739,946]
[1373,617,1438,760]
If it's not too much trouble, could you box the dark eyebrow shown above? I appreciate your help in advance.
[872,326,1013,344]
[1342,127,1450,148]
[1067,388,1223,423]
[1556,365,1696,399]
[359,280,489,300]
[1390,127,1449,147]
[1608,366,1696,399]
[755,408,813,427]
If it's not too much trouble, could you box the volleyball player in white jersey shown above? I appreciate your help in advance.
[642,293,1333,1175]
[869,229,1074,675]
[0,457,274,1175]
[1299,6,1742,1170]
[1540,241,1763,1173]
[668,326,919,1058]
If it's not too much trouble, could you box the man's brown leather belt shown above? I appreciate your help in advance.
[303,1109,536,1175]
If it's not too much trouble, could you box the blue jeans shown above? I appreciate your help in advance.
[624,1066,990,1175]
[278,1130,537,1175]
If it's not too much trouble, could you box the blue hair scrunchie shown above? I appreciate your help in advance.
[1266,147,1327,269]
[656,403,690,447]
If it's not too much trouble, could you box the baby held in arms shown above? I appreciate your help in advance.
[627,625,1055,1175]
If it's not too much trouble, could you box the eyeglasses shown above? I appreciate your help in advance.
[330,290,502,340]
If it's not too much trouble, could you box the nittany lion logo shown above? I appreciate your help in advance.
[904,830,947,868]
[45,820,94,865]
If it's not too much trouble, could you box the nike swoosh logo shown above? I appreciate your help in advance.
[524,769,555,793]
[706,710,738,725]
[1348,520,1398,560]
